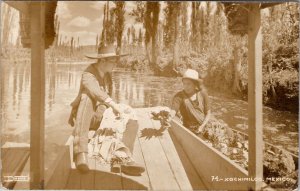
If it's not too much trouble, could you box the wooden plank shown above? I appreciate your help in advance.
[65,169,81,189]
[136,109,180,190]
[146,109,193,190]
[169,131,207,190]
[4,149,27,175]
[29,2,45,189]
[247,4,263,190]
[1,148,9,160]
[94,163,123,190]
[14,157,30,190]
[80,157,96,190]
[121,136,150,190]
[1,147,30,189]
[44,146,71,189]
[5,1,29,14]
[65,136,80,190]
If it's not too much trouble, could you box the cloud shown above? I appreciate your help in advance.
[56,2,72,19]
[67,16,91,27]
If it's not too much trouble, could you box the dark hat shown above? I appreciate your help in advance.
[85,43,129,59]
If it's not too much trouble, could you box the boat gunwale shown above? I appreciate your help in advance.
[171,118,249,175]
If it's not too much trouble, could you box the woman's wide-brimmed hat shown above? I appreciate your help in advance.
[182,69,202,82]
[85,43,129,59]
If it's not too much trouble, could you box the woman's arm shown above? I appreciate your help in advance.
[196,88,211,133]
[196,110,211,133]
[167,93,183,125]
[170,93,183,116]
[82,72,122,116]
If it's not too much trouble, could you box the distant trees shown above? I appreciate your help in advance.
[97,1,125,57]
[163,2,182,67]
[100,1,115,45]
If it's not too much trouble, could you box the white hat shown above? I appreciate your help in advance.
[182,69,200,82]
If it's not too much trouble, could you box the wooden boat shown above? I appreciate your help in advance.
[3,107,295,190]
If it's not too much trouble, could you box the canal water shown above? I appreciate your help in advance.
[1,61,298,169]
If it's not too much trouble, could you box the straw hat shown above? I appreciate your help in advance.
[85,43,129,59]
[182,69,202,82]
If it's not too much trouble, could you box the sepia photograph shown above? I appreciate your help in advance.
[0,1,299,190]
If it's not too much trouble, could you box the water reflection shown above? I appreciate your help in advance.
[0,62,298,155]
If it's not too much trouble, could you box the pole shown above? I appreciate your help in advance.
[30,2,45,189]
[247,4,263,191]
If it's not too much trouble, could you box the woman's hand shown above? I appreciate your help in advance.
[196,110,211,134]
[196,124,205,134]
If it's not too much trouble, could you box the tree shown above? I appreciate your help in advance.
[112,1,125,67]
[163,2,175,49]
[96,34,99,50]
[165,2,182,67]
[131,25,136,44]
[114,1,125,56]
[190,2,200,51]
[181,2,189,53]
[77,37,80,51]
[138,28,143,46]
[127,27,131,44]
[70,37,74,55]
[198,5,205,52]
[212,3,224,47]
[144,2,160,67]
[100,3,107,45]
[100,1,115,46]
[205,2,211,48]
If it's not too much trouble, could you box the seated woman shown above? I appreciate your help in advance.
[170,69,211,133]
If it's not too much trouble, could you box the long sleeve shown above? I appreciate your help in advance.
[81,71,110,102]
[200,89,210,115]
[171,92,183,113]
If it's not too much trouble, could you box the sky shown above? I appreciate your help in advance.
[56,1,138,46]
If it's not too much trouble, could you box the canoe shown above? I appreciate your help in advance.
[5,107,296,190]
[45,107,207,190]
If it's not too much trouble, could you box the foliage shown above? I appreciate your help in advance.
[223,3,249,36]
[261,3,299,112]
[129,1,145,23]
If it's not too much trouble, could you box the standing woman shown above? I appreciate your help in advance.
[170,69,211,133]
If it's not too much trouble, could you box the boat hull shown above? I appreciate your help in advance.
[170,119,250,190]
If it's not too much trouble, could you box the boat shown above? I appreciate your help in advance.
[4,107,297,190]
